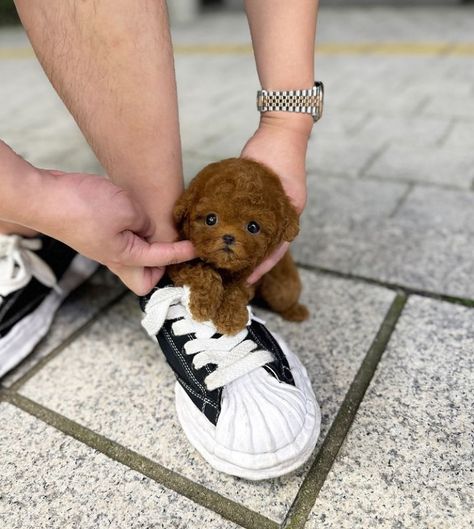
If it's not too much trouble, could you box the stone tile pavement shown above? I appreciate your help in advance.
[0,5,473,529]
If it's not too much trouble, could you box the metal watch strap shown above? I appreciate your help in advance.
[256,81,324,122]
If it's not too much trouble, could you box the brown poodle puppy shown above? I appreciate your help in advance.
[168,157,309,335]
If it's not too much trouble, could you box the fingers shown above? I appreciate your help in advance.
[106,232,197,294]
[246,242,289,285]
[146,240,197,266]
[119,231,196,267]
[109,263,166,296]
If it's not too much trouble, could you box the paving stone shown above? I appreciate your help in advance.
[335,59,438,116]
[295,178,474,300]
[316,6,474,43]
[18,271,395,523]
[401,78,474,99]
[188,125,253,160]
[307,137,385,178]
[424,94,474,120]
[175,55,259,155]
[354,115,451,148]
[3,128,101,174]
[443,57,474,83]
[393,185,474,234]
[365,144,474,189]
[0,402,240,529]
[1,268,125,388]
[295,180,381,276]
[314,59,368,103]
[307,296,474,529]
[443,121,474,151]
[171,10,251,44]
[0,61,67,127]
[0,59,101,173]
[305,175,408,225]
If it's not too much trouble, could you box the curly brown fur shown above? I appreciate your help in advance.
[169,157,309,335]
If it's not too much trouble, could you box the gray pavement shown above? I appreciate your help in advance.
[1,6,473,529]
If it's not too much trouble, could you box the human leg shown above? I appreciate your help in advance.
[14,0,183,244]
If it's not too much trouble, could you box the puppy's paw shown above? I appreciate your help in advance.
[189,286,222,322]
[280,302,310,322]
[170,263,225,323]
[213,284,249,335]
[214,303,249,335]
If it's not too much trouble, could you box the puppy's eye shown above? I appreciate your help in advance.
[247,221,260,234]
[206,213,218,226]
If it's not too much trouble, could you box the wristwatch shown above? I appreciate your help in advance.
[256,81,324,122]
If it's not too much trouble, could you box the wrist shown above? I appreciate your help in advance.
[0,155,50,229]
[258,111,313,140]
[19,169,60,232]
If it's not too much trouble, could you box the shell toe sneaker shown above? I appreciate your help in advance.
[141,277,321,480]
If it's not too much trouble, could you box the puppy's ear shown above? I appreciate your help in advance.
[173,193,191,227]
[282,201,300,242]
[174,183,198,238]
[174,162,222,236]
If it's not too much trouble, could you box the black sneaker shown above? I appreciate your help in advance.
[0,234,98,377]
[140,276,320,480]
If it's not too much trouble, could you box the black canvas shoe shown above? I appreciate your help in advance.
[141,276,320,480]
[0,234,98,377]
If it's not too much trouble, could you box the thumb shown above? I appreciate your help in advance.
[120,231,196,267]
[246,242,289,285]
[108,263,166,296]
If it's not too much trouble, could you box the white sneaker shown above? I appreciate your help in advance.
[141,275,321,480]
[0,234,98,377]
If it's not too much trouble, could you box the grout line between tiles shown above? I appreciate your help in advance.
[388,182,414,218]
[412,94,430,115]
[435,118,457,148]
[6,288,129,392]
[1,389,278,529]
[297,262,474,309]
[356,143,389,178]
[282,292,408,529]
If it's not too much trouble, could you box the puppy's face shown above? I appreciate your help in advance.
[174,158,299,272]
[187,194,277,271]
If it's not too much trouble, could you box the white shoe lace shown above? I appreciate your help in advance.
[0,235,57,306]
[141,286,274,391]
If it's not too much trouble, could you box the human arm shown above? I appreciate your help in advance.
[0,140,194,294]
[242,0,319,283]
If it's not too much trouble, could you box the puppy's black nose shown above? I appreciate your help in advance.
[223,234,235,245]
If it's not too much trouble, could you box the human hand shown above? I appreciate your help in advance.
[241,113,312,284]
[34,169,195,295]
